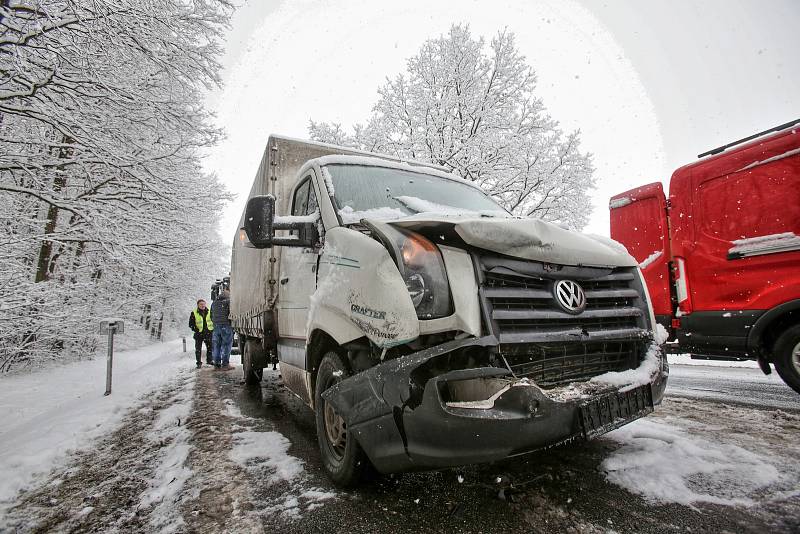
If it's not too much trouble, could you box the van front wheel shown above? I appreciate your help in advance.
[773,324,800,395]
[315,352,368,486]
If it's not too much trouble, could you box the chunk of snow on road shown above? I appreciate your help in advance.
[668,353,759,368]
[338,205,407,224]
[638,250,663,269]
[230,431,305,484]
[0,340,191,513]
[76,506,94,518]
[223,398,250,420]
[602,418,781,506]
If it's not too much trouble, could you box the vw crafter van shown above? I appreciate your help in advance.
[232,135,668,486]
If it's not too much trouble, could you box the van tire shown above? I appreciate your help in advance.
[242,340,263,385]
[773,324,800,394]
[315,351,368,487]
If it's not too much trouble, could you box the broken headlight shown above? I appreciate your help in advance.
[372,224,452,319]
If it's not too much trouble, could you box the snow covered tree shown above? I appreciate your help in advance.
[0,0,233,371]
[309,25,595,228]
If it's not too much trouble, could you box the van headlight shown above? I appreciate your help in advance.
[373,225,452,319]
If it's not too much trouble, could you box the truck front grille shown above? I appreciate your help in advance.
[476,254,650,387]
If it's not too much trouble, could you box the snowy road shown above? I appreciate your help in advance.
[2,348,799,533]
[667,363,800,411]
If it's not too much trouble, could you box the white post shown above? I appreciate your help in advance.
[100,319,124,396]
[104,327,114,396]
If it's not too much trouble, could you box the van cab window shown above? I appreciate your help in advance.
[291,176,318,217]
[292,179,311,216]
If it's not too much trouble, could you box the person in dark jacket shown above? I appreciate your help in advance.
[189,299,214,368]
[211,289,234,370]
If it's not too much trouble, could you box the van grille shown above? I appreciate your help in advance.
[501,341,639,387]
[476,254,650,388]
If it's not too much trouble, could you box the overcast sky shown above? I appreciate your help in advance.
[204,0,799,241]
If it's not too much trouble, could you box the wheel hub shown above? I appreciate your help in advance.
[323,399,347,453]
[792,341,800,374]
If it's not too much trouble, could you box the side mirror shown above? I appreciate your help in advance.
[241,195,320,249]
[242,195,276,248]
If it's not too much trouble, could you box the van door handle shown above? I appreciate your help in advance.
[280,277,289,285]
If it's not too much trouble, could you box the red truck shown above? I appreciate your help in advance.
[609,119,800,393]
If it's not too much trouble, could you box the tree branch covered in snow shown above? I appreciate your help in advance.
[309,25,595,229]
[0,0,234,372]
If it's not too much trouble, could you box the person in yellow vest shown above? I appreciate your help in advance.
[188,299,214,368]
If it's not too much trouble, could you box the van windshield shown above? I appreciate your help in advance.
[324,164,509,224]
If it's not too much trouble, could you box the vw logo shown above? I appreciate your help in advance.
[553,280,586,314]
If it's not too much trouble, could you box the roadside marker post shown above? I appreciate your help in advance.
[182,336,187,352]
[100,319,124,396]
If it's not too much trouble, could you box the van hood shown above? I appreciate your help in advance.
[375,215,637,268]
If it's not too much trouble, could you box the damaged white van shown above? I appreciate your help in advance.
[231,135,668,486]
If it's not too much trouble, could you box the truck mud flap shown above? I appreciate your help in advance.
[579,383,653,439]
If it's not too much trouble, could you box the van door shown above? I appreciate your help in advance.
[690,147,800,313]
[609,182,672,329]
[277,174,321,349]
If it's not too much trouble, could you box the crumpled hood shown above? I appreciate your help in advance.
[380,215,637,268]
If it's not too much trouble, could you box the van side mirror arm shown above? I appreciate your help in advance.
[242,195,319,249]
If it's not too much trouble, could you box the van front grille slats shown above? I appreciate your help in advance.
[501,341,639,387]
[476,254,650,388]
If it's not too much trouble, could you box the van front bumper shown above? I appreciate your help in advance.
[322,335,668,474]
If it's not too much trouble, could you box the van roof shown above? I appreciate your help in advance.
[674,122,799,179]
[269,134,452,173]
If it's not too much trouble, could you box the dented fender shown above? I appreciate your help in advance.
[312,227,419,347]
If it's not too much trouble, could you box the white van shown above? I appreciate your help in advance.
[231,135,667,486]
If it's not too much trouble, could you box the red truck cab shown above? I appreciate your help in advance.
[610,120,800,393]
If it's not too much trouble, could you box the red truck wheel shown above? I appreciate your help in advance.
[773,324,800,395]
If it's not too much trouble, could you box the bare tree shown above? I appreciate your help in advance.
[309,25,595,229]
[0,0,233,371]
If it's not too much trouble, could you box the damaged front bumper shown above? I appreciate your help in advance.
[322,336,668,474]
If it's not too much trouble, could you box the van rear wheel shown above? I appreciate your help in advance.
[773,324,800,395]
[315,351,369,487]
[242,340,263,385]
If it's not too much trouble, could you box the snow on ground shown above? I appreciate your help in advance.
[603,418,779,506]
[138,383,196,533]
[0,339,192,514]
[602,397,800,508]
[668,353,759,368]
[224,394,336,519]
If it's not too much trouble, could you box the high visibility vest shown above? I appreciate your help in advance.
[193,309,214,333]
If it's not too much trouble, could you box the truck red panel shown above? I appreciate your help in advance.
[609,182,672,326]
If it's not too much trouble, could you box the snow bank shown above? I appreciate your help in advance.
[0,339,191,509]
[602,418,781,506]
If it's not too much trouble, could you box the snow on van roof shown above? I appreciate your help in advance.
[299,154,484,191]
